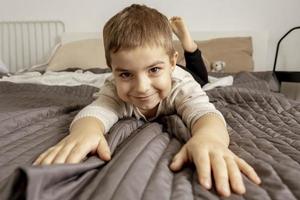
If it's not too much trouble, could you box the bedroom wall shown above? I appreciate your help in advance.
[0,0,300,71]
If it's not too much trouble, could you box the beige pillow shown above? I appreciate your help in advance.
[174,37,254,73]
[47,39,108,71]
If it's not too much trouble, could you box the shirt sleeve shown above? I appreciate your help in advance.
[173,70,226,130]
[70,79,124,134]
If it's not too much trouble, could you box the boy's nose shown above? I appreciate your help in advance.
[135,76,150,93]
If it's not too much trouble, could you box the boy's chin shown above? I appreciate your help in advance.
[136,103,159,113]
[132,98,160,110]
[137,104,156,111]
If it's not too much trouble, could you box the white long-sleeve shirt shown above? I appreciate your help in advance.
[71,66,225,133]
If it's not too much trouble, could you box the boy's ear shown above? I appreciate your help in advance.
[171,51,178,71]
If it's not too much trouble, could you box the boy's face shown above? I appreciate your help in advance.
[111,46,177,116]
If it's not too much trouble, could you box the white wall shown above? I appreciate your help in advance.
[1,0,300,70]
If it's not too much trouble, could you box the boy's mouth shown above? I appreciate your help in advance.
[133,93,155,100]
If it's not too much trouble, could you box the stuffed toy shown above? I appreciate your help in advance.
[211,61,226,72]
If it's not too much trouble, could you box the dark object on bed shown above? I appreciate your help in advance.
[0,72,299,200]
[273,26,300,87]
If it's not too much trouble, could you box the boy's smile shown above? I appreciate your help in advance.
[111,46,177,117]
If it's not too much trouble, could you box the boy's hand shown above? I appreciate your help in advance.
[33,118,111,165]
[169,135,261,197]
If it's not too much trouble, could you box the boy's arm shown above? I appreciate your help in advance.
[70,117,111,160]
[33,78,123,165]
[191,113,229,147]
[33,117,111,165]
[170,113,261,197]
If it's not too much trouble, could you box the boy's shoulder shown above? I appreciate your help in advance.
[172,66,194,82]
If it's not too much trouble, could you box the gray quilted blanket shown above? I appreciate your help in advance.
[0,72,299,200]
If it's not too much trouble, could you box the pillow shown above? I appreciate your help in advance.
[47,39,108,71]
[173,37,254,73]
[0,59,8,73]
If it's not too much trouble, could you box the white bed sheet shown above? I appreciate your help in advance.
[0,70,112,88]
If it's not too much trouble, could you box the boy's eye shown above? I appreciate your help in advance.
[149,67,161,73]
[119,72,132,79]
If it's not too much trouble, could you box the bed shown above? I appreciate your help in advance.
[0,21,299,200]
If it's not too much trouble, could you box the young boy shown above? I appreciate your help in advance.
[34,4,261,197]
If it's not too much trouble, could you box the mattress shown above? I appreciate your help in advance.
[0,71,299,200]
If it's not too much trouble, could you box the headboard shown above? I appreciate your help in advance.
[60,31,269,72]
[0,21,65,72]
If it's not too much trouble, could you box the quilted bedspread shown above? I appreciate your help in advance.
[0,72,299,200]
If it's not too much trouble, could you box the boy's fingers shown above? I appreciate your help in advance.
[193,150,211,189]
[33,136,71,165]
[170,146,188,171]
[33,149,51,165]
[97,135,111,161]
[211,154,230,197]
[39,146,62,165]
[66,142,93,164]
[225,157,245,194]
[237,158,261,184]
[52,143,76,164]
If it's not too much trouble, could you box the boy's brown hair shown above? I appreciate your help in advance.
[103,4,175,67]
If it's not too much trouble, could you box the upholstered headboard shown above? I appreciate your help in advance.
[57,31,269,72]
